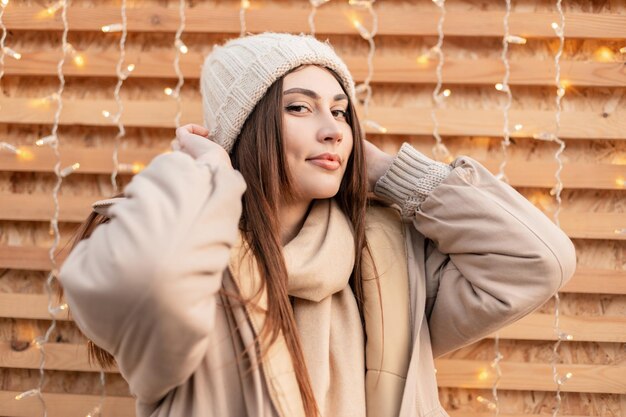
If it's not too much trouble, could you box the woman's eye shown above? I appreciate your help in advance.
[286,105,309,113]
[332,109,347,119]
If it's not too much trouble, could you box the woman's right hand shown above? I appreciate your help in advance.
[172,123,232,168]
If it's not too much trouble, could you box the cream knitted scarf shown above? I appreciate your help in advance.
[232,199,365,417]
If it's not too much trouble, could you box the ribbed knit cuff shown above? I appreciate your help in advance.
[374,143,453,216]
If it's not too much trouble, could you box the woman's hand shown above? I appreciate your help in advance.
[172,124,232,168]
[364,139,394,192]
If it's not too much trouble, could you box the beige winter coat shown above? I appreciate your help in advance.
[59,145,576,417]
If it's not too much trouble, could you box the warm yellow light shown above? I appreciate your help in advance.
[352,20,372,40]
[241,0,250,9]
[442,89,451,97]
[164,87,174,96]
[17,147,34,161]
[1,0,9,7]
[551,22,560,31]
[495,83,504,91]
[46,0,63,15]
[416,54,430,65]
[593,46,615,62]
[73,54,85,67]
[616,177,625,188]
[127,64,135,72]
[514,123,523,131]
[477,369,490,381]
[620,46,626,54]
[130,162,145,173]
[102,110,111,118]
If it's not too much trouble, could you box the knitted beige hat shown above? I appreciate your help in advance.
[200,32,356,154]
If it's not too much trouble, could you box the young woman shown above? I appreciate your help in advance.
[59,33,576,417]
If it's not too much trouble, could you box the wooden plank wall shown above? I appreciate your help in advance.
[0,0,624,416]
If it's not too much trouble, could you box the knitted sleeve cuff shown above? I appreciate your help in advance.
[374,143,453,216]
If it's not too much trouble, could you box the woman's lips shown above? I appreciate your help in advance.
[307,158,341,171]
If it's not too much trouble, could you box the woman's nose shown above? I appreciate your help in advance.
[317,116,343,143]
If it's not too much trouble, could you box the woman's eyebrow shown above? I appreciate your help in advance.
[283,88,348,102]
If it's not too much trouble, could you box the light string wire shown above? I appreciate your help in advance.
[308,0,330,37]
[172,0,186,128]
[0,0,25,155]
[430,0,452,163]
[239,0,249,38]
[109,0,128,195]
[487,1,516,414]
[349,0,384,136]
[546,3,573,416]
[0,0,8,87]
[13,0,71,414]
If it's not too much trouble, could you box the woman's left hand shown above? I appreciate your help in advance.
[364,139,394,192]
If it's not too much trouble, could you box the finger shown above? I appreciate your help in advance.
[179,123,210,138]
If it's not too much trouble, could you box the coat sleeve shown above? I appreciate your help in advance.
[58,151,246,403]
[375,143,576,358]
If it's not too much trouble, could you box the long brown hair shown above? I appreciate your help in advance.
[63,66,369,417]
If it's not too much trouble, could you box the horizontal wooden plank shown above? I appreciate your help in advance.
[2,145,624,190]
[448,413,589,417]
[3,292,623,343]
[4,5,625,39]
[2,247,622,294]
[1,193,623,240]
[489,313,626,343]
[561,267,626,294]
[0,293,71,321]
[0,390,134,417]
[434,359,626,394]
[0,98,624,140]
[0,392,595,417]
[2,342,623,393]
[7,49,625,87]
[0,245,67,271]
[0,342,114,373]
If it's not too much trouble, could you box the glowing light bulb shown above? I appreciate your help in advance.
[620,46,626,54]
[35,135,58,146]
[505,35,527,44]
[15,389,40,400]
[1,0,9,7]
[164,87,174,96]
[175,39,188,54]
[514,123,523,131]
[349,0,373,7]
[533,132,557,141]
[102,110,111,118]
[593,46,615,62]
[352,20,372,40]
[119,162,145,174]
[616,177,625,188]
[50,303,68,315]
[101,23,123,33]
[60,162,80,177]
[46,0,64,14]
[73,54,85,67]
[241,0,250,9]
[442,88,451,97]
[0,142,22,155]
[3,47,21,60]
[365,120,388,133]
[432,0,444,7]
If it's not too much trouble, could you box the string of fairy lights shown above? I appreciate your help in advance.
[0,1,623,415]
[7,0,73,415]
[428,0,453,164]
[547,2,574,417]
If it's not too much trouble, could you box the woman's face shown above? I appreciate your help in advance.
[281,65,354,202]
